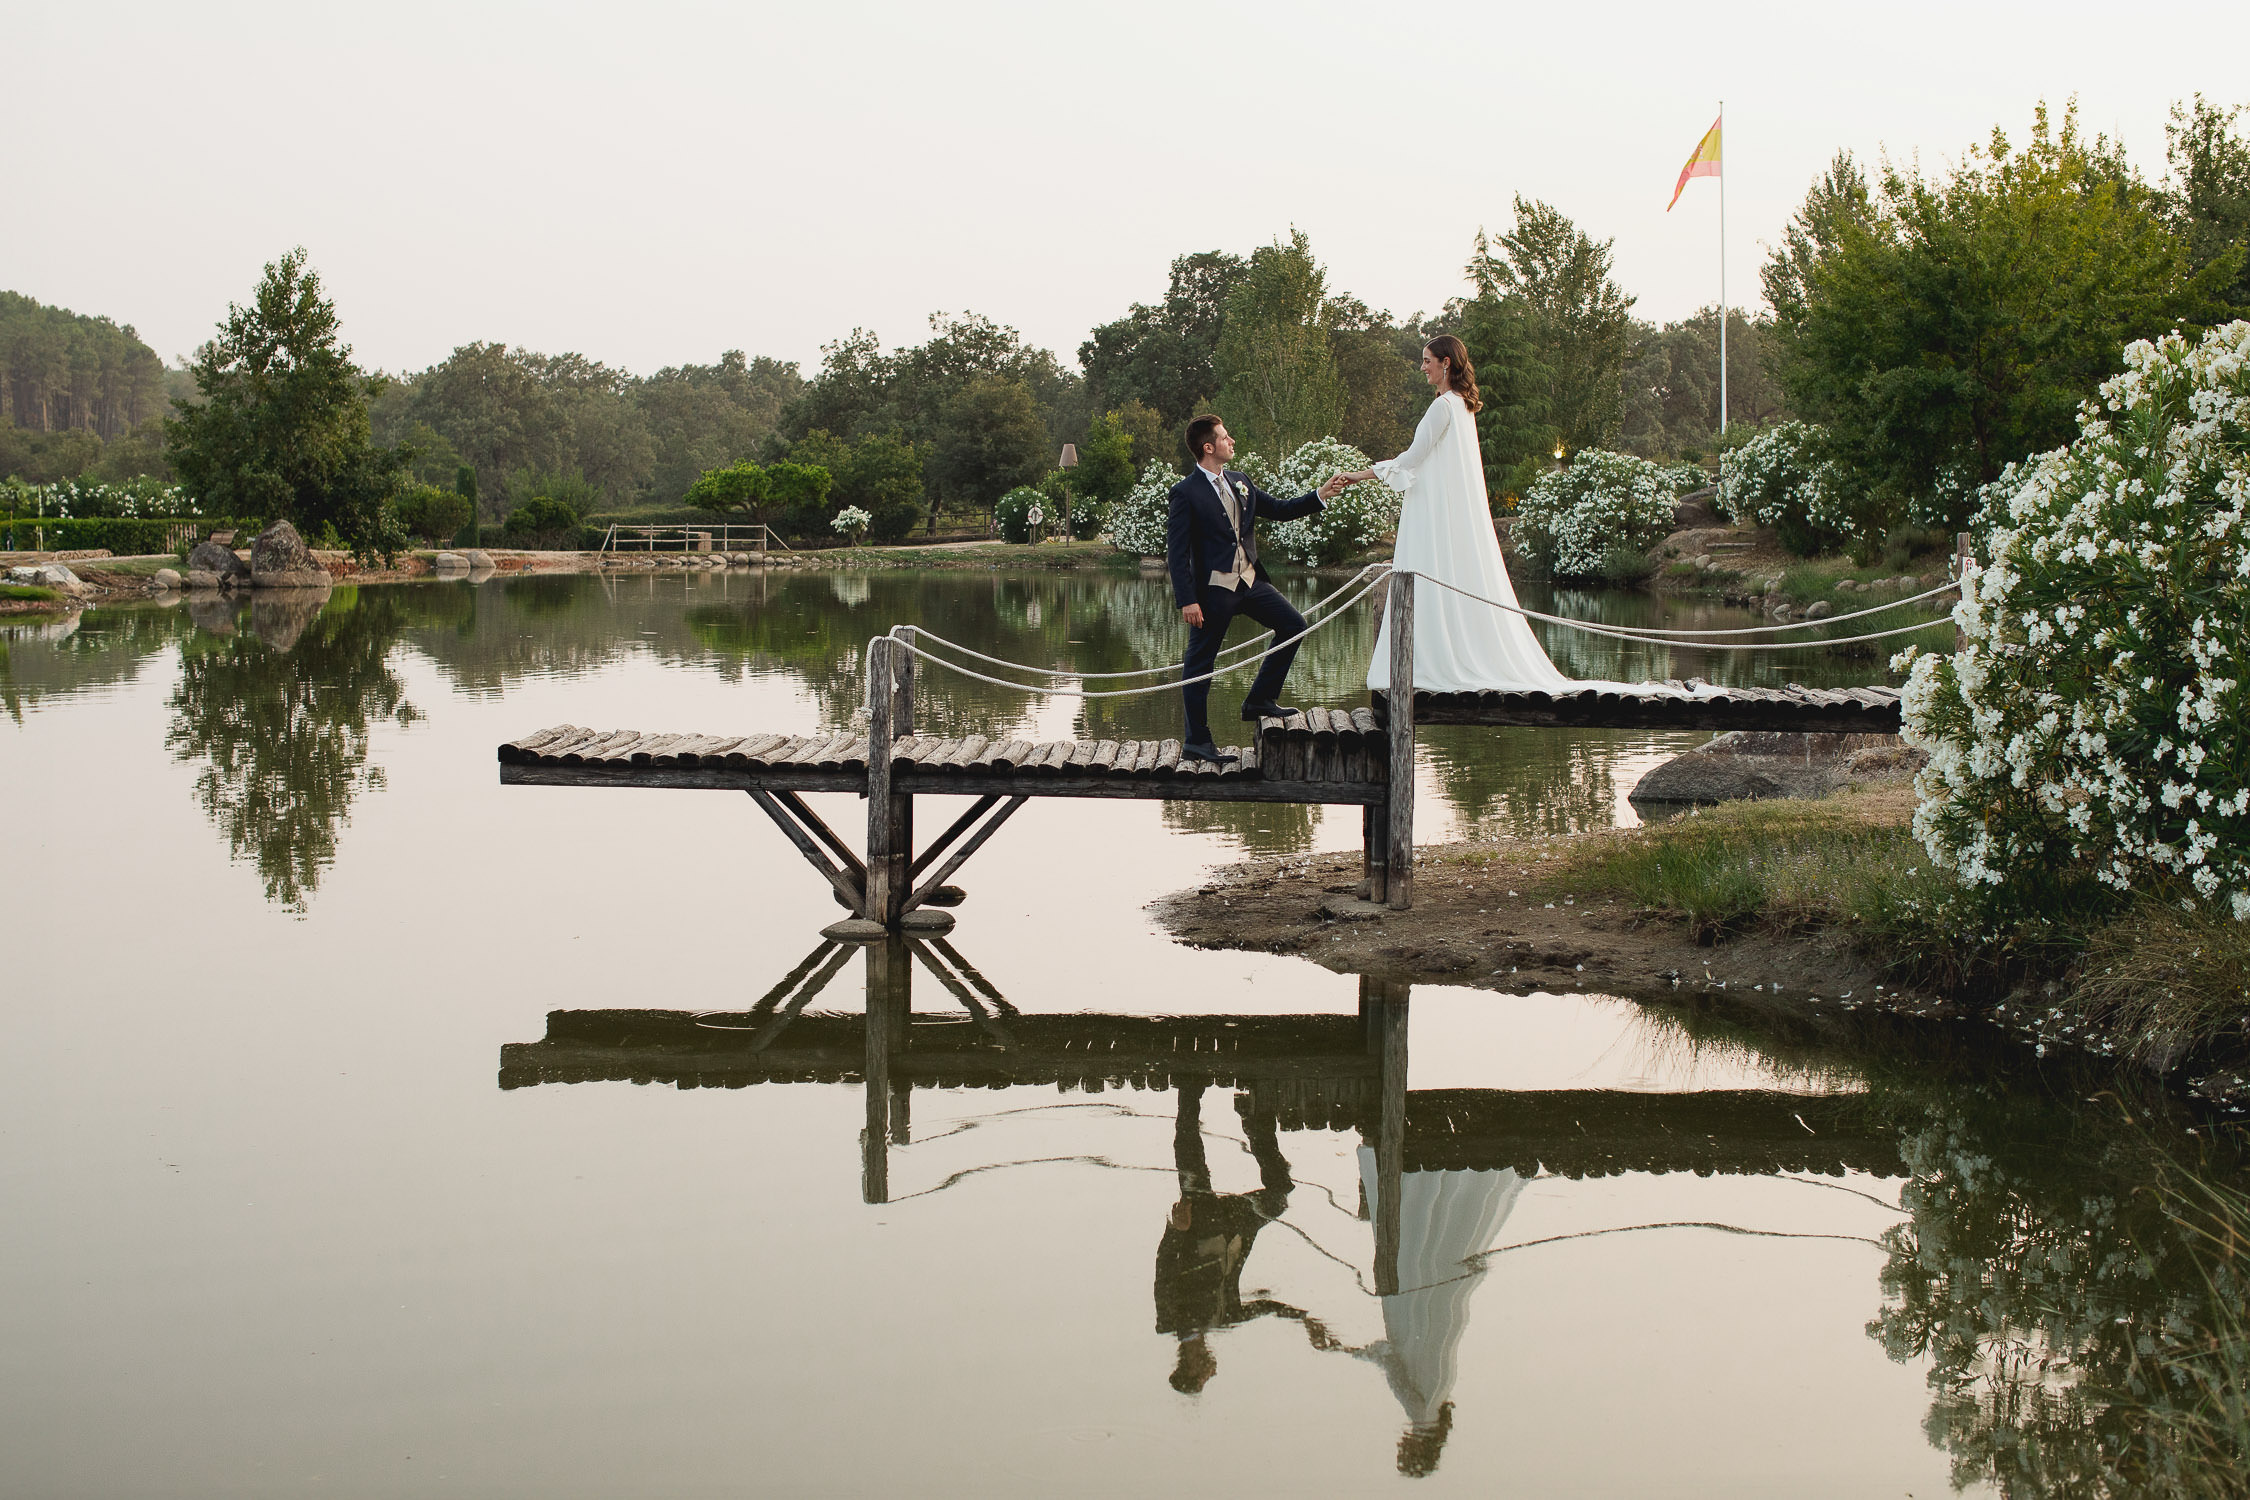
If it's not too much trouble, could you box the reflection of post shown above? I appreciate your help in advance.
[1364,975,1410,1295]
[861,936,911,1203]
[865,637,898,924]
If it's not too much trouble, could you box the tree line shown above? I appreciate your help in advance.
[12,93,2246,560]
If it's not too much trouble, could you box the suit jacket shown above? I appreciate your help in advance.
[1165,468,1324,608]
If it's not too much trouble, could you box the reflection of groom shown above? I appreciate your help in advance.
[1168,416,1346,762]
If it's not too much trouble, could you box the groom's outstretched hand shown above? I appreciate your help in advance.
[1318,473,1349,501]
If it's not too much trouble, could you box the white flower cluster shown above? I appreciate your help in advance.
[830,505,873,534]
[1512,449,1681,577]
[1898,319,2250,921]
[993,484,1045,545]
[1239,437,1399,566]
[1105,464,1179,556]
[1718,421,1858,549]
[5,477,197,520]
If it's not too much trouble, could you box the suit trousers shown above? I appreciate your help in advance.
[1180,577,1306,745]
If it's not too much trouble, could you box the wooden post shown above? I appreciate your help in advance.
[1360,803,1387,902]
[1385,572,1416,911]
[864,636,897,924]
[1953,532,1974,654]
[890,629,915,917]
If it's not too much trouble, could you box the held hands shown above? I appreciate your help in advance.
[1318,470,1374,500]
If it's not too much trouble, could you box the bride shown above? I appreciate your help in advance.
[1334,335,1573,694]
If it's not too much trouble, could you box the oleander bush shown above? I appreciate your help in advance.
[0,476,198,520]
[1898,320,2250,924]
[1718,421,1865,556]
[1239,437,1399,566]
[1106,464,1179,556]
[1513,449,1681,581]
[994,485,1045,544]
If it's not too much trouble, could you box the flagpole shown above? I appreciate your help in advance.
[1718,100,1727,439]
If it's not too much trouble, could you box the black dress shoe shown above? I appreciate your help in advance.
[1182,740,1239,763]
[1240,700,1300,721]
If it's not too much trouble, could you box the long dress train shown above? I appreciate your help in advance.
[1366,390,1572,693]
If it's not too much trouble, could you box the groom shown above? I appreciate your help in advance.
[1168,416,1346,761]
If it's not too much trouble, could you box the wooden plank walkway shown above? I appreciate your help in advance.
[1382,682,1902,733]
[496,707,1390,804]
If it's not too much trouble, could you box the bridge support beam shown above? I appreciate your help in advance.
[1384,572,1416,910]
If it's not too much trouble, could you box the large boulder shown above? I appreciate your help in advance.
[186,538,251,584]
[1630,730,1910,806]
[463,549,495,571]
[182,569,222,591]
[248,521,330,589]
[152,568,182,591]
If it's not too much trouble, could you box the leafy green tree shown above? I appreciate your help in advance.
[1620,307,1788,458]
[1072,409,1140,511]
[164,248,407,558]
[0,290,168,444]
[1452,294,1554,503]
[1079,250,1248,429]
[500,495,582,548]
[926,375,1047,520]
[1213,230,1347,458]
[395,483,472,544]
[1465,197,1636,459]
[1766,103,2235,529]
[763,461,834,534]
[1326,296,1425,461]
[632,350,803,502]
[2162,95,2250,312]
[683,460,771,524]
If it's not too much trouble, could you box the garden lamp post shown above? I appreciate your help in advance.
[1055,444,1079,539]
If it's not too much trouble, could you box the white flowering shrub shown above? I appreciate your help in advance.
[4,477,196,519]
[993,485,1042,544]
[1898,321,2250,921]
[1105,464,1178,556]
[1513,449,1679,580]
[1238,437,1399,566]
[1718,421,1861,556]
[830,505,872,540]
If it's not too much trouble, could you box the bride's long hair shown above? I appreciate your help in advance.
[1425,335,1482,413]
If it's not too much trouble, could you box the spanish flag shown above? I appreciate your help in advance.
[1668,116,1722,211]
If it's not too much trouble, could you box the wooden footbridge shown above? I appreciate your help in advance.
[496,573,1921,930]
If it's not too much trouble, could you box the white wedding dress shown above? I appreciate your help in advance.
[1366,390,1574,693]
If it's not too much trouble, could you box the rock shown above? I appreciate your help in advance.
[186,538,251,583]
[1893,575,1918,590]
[1804,600,1833,620]
[7,566,36,584]
[248,521,331,589]
[1671,494,1718,528]
[1631,730,1910,806]
[1692,553,1713,570]
[153,568,182,590]
[183,568,222,591]
[1842,744,1929,776]
[1834,577,1858,592]
[729,552,751,566]
[432,551,469,570]
[463,550,495,570]
[13,563,89,595]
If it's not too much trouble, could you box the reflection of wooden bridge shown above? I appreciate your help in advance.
[497,578,1904,928]
[499,937,1903,1287]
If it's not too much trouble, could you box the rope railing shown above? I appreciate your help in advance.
[1411,573,1959,652]
[888,562,1392,681]
[884,566,1394,699]
[878,558,1965,699]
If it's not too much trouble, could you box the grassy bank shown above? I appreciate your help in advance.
[1499,789,2250,1094]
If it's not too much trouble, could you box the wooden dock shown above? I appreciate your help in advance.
[497,578,1908,928]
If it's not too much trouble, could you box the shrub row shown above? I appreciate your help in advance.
[0,516,254,555]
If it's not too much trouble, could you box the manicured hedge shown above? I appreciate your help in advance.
[0,516,254,555]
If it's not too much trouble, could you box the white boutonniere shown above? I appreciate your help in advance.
[1232,479,1247,497]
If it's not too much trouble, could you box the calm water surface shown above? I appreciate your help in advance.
[0,570,2209,1496]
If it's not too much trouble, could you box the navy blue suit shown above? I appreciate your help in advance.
[1165,468,1324,745]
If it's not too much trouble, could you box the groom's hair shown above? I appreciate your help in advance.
[1184,415,1223,464]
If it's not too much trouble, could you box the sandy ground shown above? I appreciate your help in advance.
[1152,804,1947,1018]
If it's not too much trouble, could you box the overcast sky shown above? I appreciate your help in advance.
[14,0,2248,379]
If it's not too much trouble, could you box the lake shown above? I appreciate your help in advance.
[0,568,2212,1496]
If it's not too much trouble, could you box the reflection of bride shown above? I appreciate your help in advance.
[1356,1151,1528,1476]
[1336,335,1573,694]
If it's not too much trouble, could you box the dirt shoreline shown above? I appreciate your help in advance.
[1150,837,1943,1016]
